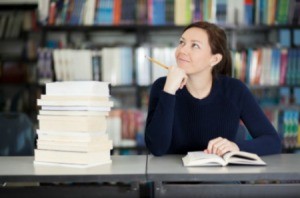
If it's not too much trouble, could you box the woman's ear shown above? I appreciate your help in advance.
[210,53,223,67]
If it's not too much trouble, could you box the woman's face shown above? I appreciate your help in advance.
[175,27,216,75]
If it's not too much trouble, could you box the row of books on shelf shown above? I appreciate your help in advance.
[278,110,300,149]
[232,47,300,86]
[107,109,147,148]
[37,46,299,87]
[37,46,171,85]
[260,108,300,150]
[251,86,300,107]
[0,10,37,39]
[43,0,300,26]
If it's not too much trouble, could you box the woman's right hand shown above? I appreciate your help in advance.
[163,66,188,95]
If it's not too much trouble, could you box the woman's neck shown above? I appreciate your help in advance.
[186,74,213,99]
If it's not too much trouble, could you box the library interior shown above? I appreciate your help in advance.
[0,0,300,197]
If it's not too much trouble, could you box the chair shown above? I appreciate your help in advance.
[0,112,35,156]
[235,124,252,144]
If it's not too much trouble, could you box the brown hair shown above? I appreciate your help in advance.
[183,21,232,78]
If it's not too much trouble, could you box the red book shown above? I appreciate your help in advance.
[48,2,57,25]
[279,49,288,85]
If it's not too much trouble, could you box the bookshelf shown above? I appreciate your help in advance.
[0,1,40,127]
[1,0,300,153]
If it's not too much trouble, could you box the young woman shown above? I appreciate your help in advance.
[145,21,281,156]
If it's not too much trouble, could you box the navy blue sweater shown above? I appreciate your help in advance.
[145,75,281,156]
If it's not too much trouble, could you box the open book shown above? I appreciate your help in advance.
[182,151,266,167]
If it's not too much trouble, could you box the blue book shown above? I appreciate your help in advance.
[294,88,300,105]
[216,0,227,24]
[279,29,291,48]
[294,29,300,46]
[152,0,166,25]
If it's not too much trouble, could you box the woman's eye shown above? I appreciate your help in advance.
[192,43,200,49]
[179,40,184,45]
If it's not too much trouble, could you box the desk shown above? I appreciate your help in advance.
[147,154,300,198]
[0,155,147,198]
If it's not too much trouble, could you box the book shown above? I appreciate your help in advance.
[36,130,109,142]
[38,115,107,132]
[39,110,109,116]
[45,81,110,96]
[37,139,112,148]
[182,151,266,167]
[37,139,113,152]
[34,149,111,166]
[37,99,113,107]
[41,106,111,112]
[40,94,110,102]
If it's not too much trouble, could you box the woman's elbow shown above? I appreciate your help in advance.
[273,134,282,154]
[146,142,168,156]
[147,145,168,156]
[268,134,282,155]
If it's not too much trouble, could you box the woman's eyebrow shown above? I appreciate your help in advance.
[191,40,202,44]
[180,37,203,45]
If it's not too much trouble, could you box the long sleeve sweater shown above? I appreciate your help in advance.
[145,75,281,156]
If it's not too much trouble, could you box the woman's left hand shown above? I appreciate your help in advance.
[204,137,239,156]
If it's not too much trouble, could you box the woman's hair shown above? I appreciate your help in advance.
[183,21,232,78]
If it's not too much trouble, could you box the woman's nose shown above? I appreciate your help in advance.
[178,45,189,54]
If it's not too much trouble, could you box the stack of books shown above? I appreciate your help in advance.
[34,81,113,167]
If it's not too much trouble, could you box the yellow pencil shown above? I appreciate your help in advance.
[145,55,169,70]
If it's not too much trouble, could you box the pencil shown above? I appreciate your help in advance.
[145,55,169,70]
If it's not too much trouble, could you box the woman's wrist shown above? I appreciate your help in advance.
[163,86,176,95]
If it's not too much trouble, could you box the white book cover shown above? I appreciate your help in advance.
[53,49,63,81]
[40,95,109,101]
[37,130,109,141]
[102,48,115,85]
[37,139,112,147]
[226,0,244,25]
[83,0,96,25]
[135,46,151,86]
[151,47,172,82]
[41,106,111,112]
[34,149,111,166]
[34,160,112,168]
[36,129,108,137]
[73,50,93,80]
[121,47,133,85]
[45,81,110,96]
[39,110,109,116]
[37,99,113,107]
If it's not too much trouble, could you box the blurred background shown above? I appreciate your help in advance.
[0,0,299,155]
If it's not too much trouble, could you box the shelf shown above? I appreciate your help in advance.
[113,146,147,151]
[0,56,37,63]
[222,24,300,31]
[0,82,40,88]
[42,24,300,32]
[248,85,300,89]
[262,105,300,111]
[110,85,151,89]
[0,0,38,10]
[42,25,183,32]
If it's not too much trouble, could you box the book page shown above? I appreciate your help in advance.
[183,152,226,166]
[223,151,266,165]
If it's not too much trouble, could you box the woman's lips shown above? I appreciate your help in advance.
[177,58,190,63]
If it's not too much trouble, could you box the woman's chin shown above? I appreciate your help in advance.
[178,65,190,73]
